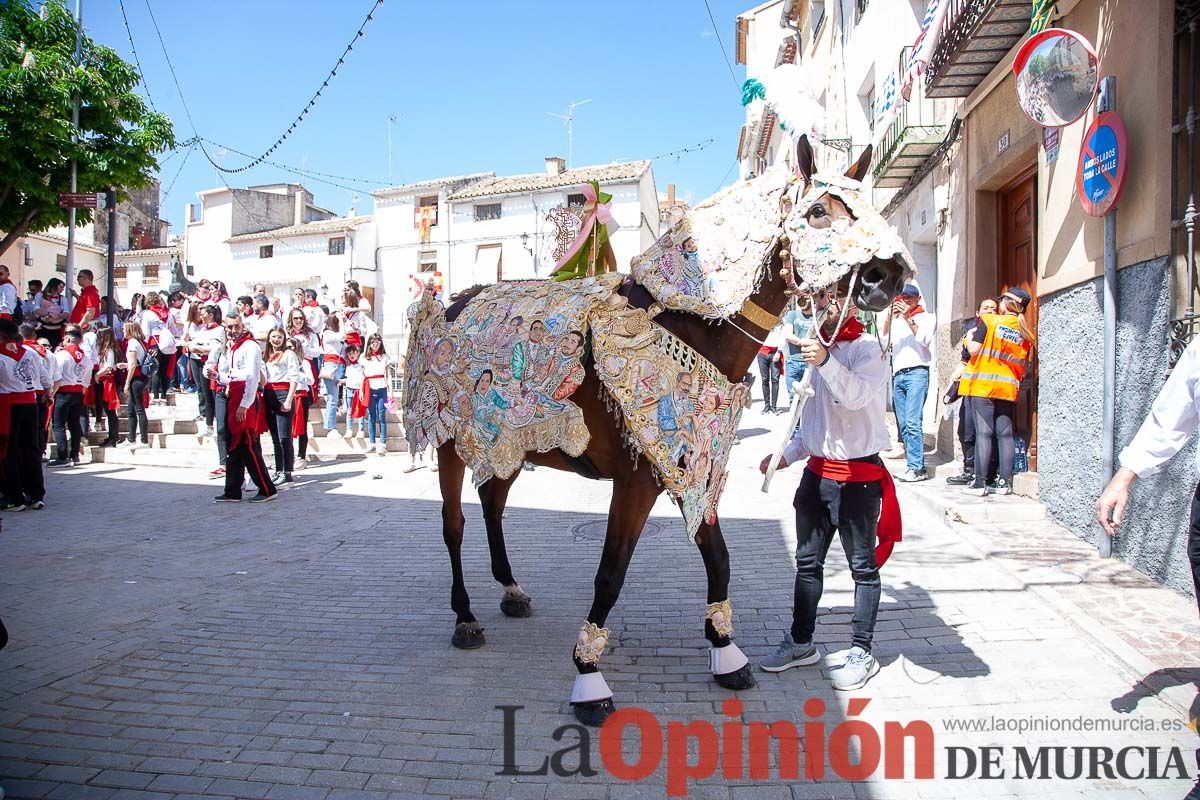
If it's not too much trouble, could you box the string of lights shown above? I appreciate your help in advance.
[196,0,384,174]
[118,0,156,112]
[650,138,715,163]
[159,139,196,207]
[199,138,386,190]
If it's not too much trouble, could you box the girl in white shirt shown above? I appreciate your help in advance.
[262,326,300,484]
[361,333,391,455]
[292,334,317,466]
[339,344,365,439]
[140,292,177,403]
[186,304,226,439]
[320,316,345,433]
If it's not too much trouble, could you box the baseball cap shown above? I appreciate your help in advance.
[899,283,921,297]
[1003,287,1032,307]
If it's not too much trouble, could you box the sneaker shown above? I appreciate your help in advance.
[830,646,880,691]
[70,458,80,467]
[945,472,975,486]
[248,492,276,504]
[213,494,241,503]
[991,478,1013,496]
[2,503,26,512]
[281,473,294,484]
[116,440,132,449]
[960,479,989,497]
[326,428,343,439]
[895,468,918,482]
[375,443,387,455]
[204,425,215,438]
[208,466,226,479]
[270,471,285,484]
[30,500,45,510]
[910,469,927,481]
[355,430,366,440]
[195,414,206,424]
[759,633,821,673]
[47,459,69,468]
[293,460,307,471]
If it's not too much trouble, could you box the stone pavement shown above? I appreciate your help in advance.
[1,402,1199,799]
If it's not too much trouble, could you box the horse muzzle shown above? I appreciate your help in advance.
[852,255,911,313]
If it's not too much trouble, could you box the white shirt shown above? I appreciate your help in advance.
[0,282,17,316]
[343,361,365,390]
[22,343,52,392]
[81,331,99,364]
[889,309,936,372]
[362,354,390,391]
[294,331,321,360]
[263,351,301,386]
[52,347,94,390]
[20,291,42,316]
[1120,335,1200,478]
[764,324,788,350]
[300,304,326,335]
[225,338,263,409]
[126,339,148,378]
[340,309,377,340]
[140,309,176,354]
[251,312,280,344]
[189,323,225,359]
[321,329,345,359]
[0,343,44,393]
[781,334,892,463]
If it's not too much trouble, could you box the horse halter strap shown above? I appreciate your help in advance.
[737,298,780,331]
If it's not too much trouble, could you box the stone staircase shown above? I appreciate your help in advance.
[48,391,408,469]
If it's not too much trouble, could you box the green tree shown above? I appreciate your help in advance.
[0,0,175,256]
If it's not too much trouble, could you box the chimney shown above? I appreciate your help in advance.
[667,183,676,204]
[293,190,305,226]
[545,156,566,176]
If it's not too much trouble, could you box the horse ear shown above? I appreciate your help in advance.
[844,144,874,183]
[795,135,815,187]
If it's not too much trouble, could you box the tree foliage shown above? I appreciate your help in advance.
[0,0,175,256]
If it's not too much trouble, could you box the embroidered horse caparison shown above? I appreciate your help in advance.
[404,135,911,726]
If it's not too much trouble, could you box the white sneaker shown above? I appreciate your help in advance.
[204,425,215,438]
[830,646,880,690]
[375,443,387,455]
[327,428,343,439]
[355,430,365,440]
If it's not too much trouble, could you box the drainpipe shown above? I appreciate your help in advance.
[1099,76,1116,559]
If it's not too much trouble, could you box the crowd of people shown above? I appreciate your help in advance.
[0,267,426,511]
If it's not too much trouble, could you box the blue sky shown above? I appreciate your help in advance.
[87,0,754,230]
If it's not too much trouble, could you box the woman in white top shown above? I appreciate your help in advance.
[361,333,391,455]
[291,333,317,466]
[262,326,300,484]
[319,316,345,433]
[119,321,150,447]
[212,281,233,319]
[94,326,121,448]
[140,292,177,403]
[185,304,226,439]
[338,288,377,352]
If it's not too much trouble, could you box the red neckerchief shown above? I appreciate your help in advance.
[0,278,12,287]
[833,317,865,343]
[806,457,901,566]
[150,306,169,322]
[303,300,320,308]
[204,322,219,330]
[22,339,46,357]
[0,341,23,361]
[63,343,84,364]
[229,331,255,352]
[905,304,927,320]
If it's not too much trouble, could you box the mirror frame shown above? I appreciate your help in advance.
[1012,27,1100,129]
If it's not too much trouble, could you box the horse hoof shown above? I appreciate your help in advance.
[500,595,532,618]
[714,664,757,690]
[451,622,485,650]
[573,698,616,727]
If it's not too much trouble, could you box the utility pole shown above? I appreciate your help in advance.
[64,0,82,315]
[1098,75,1117,559]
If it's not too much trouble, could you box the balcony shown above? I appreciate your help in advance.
[925,0,1032,98]
[872,50,947,189]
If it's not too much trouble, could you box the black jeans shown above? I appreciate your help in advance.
[152,351,172,399]
[213,391,229,466]
[34,395,49,457]
[972,397,1016,483]
[262,388,295,475]
[1187,482,1200,613]
[224,418,275,499]
[757,351,780,411]
[51,391,84,461]
[4,403,45,505]
[127,378,149,443]
[792,462,883,652]
[190,358,215,426]
[296,392,313,459]
[958,396,998,481]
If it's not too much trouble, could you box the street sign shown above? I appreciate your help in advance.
[57,192,107,209]
[1042,126,1061,164]
[1077,111,1128,217]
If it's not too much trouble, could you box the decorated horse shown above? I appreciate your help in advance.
[402,136,912,725]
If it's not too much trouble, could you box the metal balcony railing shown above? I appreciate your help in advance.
[925,0,1031,98]
[872,48,947,189]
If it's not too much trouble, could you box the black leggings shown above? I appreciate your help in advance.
[263,388,295,475]
[958,396,997,481]
[757,351,780,410]
[296,392,313,459]
[152,351,172,399]
[127,377,148,443]
[190,358,215,426]
[972,397,1015,483]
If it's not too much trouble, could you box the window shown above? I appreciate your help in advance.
[328,237,346,255]
[474,203,502,222]
[567,193,587,209]
[418,250,437,272]
[115,263,128,288]
[867,87,876,133]
[23,244,32,266]
[186,263,194,276]
[55,254,66,272]
[144,263,159,283]
[259,245,273,259]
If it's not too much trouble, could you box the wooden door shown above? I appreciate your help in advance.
[997,167,1039,471]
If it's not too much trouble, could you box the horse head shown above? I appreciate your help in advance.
[776,135,912,314]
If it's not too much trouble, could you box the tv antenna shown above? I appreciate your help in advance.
[546,99,591,169]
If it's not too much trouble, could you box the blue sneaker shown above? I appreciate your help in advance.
[759,633,820,672]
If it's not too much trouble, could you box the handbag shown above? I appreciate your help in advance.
[943,379,961,405]
[318,362,338,381]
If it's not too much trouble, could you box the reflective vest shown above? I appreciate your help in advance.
[958,313,1031,402]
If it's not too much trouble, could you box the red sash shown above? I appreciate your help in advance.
[351,379,370,419]
[805,457,902,567]
[101,374,119,408]
[227,380,266,449]
[322,354,344,365]
[291,394,307,438]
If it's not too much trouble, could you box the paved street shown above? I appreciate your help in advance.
[2,405,1199,799]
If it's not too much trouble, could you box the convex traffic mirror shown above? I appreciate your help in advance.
[1013,28,1100,128]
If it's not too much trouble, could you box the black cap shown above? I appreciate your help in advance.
[1004,287,1032,308]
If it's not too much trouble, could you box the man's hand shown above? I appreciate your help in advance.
[1097,467,1138,537]
[235,406,247,422]
[799,337,827,366]
[759,453,788,474]
[891,300,904,318]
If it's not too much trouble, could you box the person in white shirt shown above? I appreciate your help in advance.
[167,291,190,392]
[119,321,151,447]
[250,294,281,348]
[49,329,94,467]
[338,288,377,352]
[261,326,300,484]
[1099,334,1200,610]
[755,290,899,692]
[17,323,52,459]
[299,289,327,335]
[186,304,226,439]
[286,309,320,465]
[214,313,276,503]
[319,316,345,433]
[140,292,176,403]
[20,279,43,319]
[339,343,366,439]
[361,333,392,455]
[882,283,936,482]
[0,264,18,321]
[0,318,47,510]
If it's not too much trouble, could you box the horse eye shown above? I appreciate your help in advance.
[809,205,827,218]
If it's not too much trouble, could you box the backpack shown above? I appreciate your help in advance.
[138,345,159,377]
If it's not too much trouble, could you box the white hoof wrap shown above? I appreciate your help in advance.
[710,642,749,675]
[571,671,614,704]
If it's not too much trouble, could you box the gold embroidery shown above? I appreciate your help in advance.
[706,599,734,637]
[738,299,780,331]
[574,621,610,666]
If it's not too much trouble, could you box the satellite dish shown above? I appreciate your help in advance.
[1013,28,1100,128]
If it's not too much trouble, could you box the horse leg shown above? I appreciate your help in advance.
[696,517,756,691]
[571,470,658,726]
[478,472,532,618]
[439,442,485,650]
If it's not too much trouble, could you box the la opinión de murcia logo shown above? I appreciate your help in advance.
[497,701,1193,797]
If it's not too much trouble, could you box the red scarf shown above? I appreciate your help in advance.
[805,457,902,567]
[63,343,84,364]
[834,317,865,342]
[22,339,46,358]
[0,341,30,457]
[0,341,23,362]
[226,333,267,448]
[149,305,170,322]
[351,375,370,419]
[303,300,321,308]
[905,304,927,320]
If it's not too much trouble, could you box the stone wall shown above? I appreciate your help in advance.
[1038,256,1195,595]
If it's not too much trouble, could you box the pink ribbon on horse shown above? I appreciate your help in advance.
[552,182,621,272]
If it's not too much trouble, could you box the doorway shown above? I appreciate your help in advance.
[997,166,1039,471]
